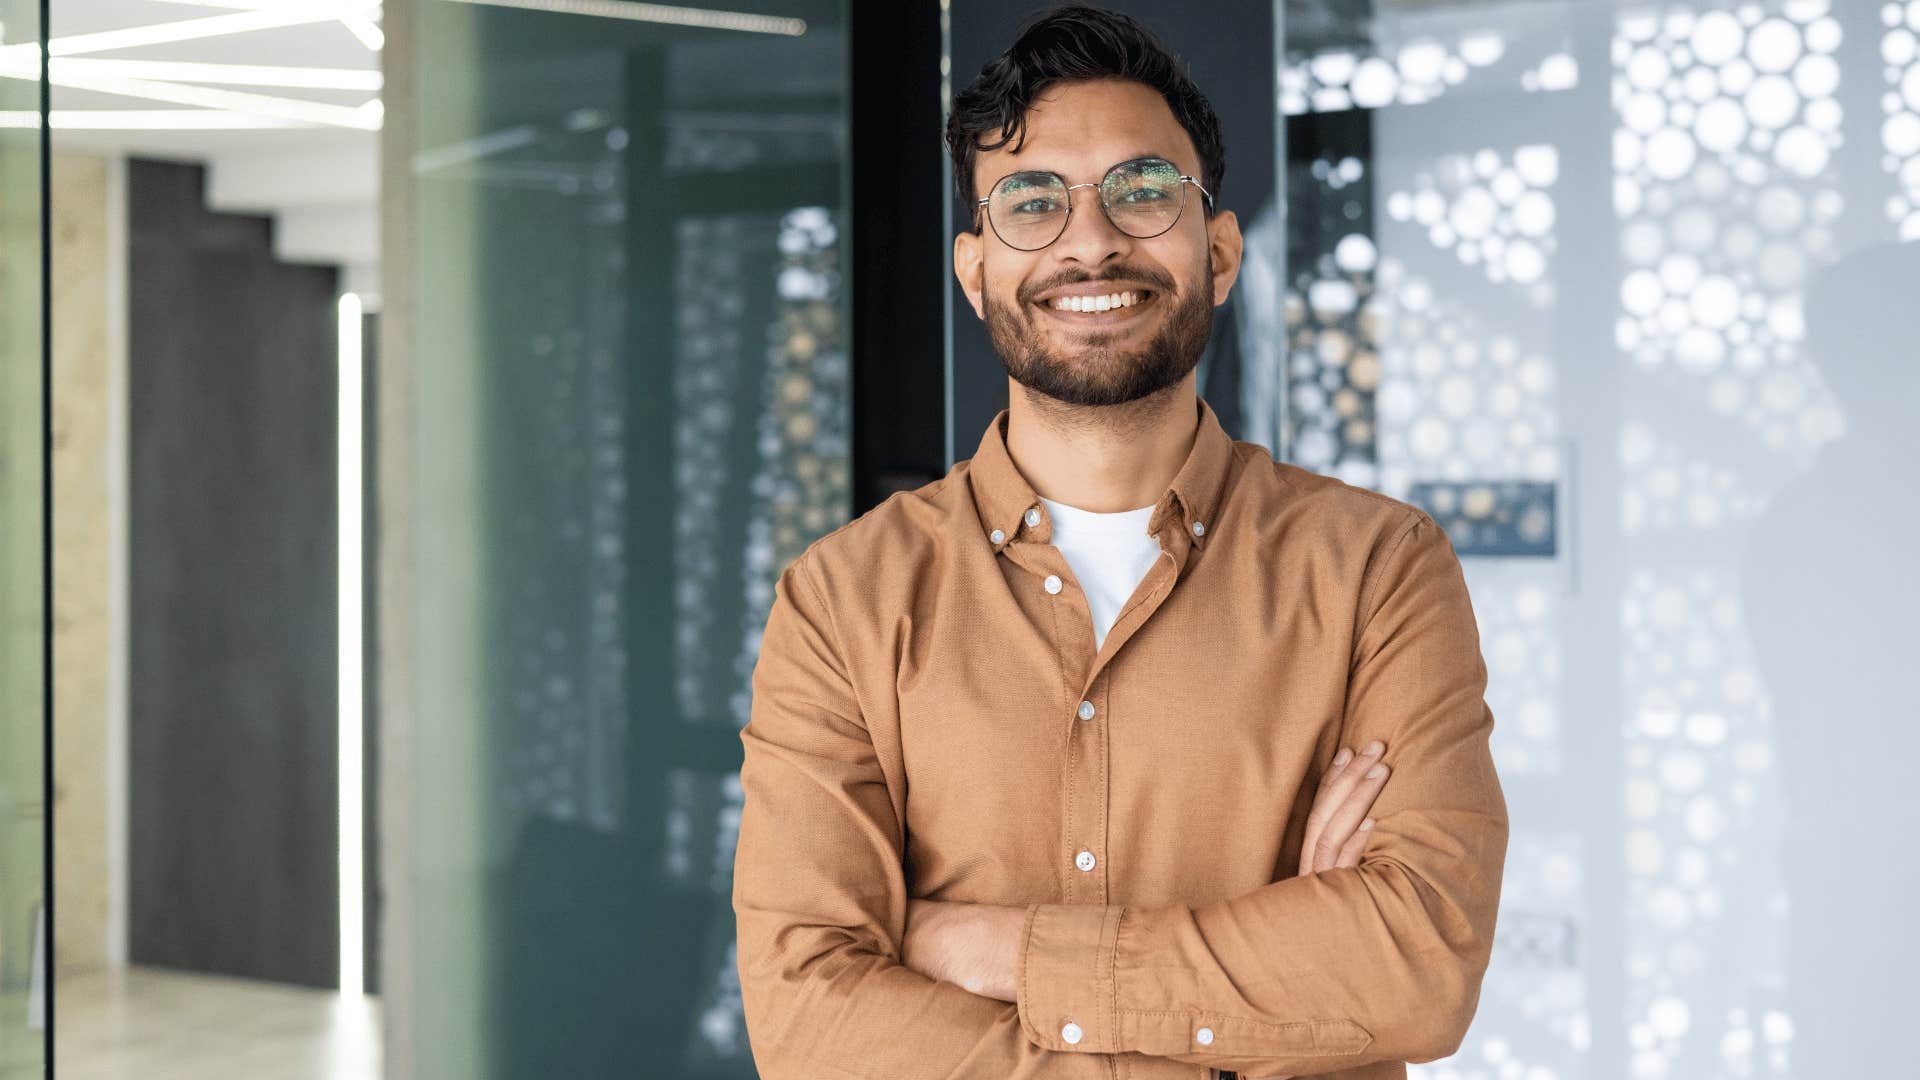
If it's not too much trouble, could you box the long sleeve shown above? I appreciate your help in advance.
[732,550,1116,1079]
[1016,512,1510,1078]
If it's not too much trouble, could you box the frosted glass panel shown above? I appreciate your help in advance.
[1274,2,1919,1076]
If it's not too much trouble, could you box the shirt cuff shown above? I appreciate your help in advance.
[1015,902,1124,1053]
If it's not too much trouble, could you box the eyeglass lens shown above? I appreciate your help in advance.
[985,157,1190,250]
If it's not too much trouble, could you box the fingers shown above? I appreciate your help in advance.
[1311,744,1389,872]
[1297,744,1358,876]
[1333,817,1373,869]
[1301,740,1391,874]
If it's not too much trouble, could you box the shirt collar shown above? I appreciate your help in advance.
[967,395,1237,552]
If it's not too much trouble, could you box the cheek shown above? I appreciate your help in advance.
[1153,239,1208,292]
[984,263,1032,311]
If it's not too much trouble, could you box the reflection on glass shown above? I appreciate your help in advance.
[403,0,848,1074]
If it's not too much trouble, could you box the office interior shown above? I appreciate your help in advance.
[2,0,1917,1075]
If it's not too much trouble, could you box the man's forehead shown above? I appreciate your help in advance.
[975,79,1198,180]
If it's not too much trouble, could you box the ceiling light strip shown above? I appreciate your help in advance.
[33,9,340,58]
[39,69,377,128]
[340,16,385,50]
[439,0,805,37]
[0,109,313,129]
[53,58,381,91]
[145,0,381,12]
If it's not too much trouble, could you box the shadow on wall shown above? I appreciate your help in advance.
[1741,240,1920,1075]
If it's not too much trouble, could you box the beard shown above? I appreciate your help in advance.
[983,256,1214,409]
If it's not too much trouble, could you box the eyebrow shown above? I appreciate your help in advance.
[990,151,1179,188]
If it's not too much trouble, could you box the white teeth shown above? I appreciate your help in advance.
[1052,291,1146,312]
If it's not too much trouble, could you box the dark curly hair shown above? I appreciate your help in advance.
[945,5,1226,222]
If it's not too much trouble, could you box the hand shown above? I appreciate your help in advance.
[901,898,1025,1002]
[1297,739,1391,877]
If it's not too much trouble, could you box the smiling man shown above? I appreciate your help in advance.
[732,7,1509,1080]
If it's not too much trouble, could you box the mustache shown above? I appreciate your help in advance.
[1016,264,1178,306]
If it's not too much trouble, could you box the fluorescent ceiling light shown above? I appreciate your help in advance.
[440,0,805,37]
[146,0,380,11]
[341,16,384,50]
[29,67,378,128]
[0,8,356,71]
[52,57,381,91]
[34,9,344,56]
[0,109,312,128]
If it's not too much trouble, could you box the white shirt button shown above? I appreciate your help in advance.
[1044,574,1063,594]
[1077,700,1095,720]
[1192,520,1206,537]
[1025,507,1042,527]
[1061,1021,1083,1045]
[1075,850,1096,872]
[989,528,1005,545]
[1195,1026,1214,1046]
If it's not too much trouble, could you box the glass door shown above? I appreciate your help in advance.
[0,0,45,1072]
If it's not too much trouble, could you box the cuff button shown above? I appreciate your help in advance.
[1195,1026,1215,1046]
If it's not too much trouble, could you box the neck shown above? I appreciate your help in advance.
[1004,372,1200,514]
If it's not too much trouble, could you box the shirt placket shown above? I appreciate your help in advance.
[1001,496,1205,910]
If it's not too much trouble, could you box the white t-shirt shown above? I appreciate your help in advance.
[1038,495,1165,650]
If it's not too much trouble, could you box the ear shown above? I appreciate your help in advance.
[1205,208,1243,307]
[954,228,986,320]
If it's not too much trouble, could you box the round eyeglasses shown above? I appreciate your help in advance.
[977,156,1215,252]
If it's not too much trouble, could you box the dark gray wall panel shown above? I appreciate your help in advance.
[128,157,341,989]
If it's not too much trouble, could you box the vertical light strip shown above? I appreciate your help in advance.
[337,291,364,997]
[105,154,129,968]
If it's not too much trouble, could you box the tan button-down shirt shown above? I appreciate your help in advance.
[733,396,1509,1080]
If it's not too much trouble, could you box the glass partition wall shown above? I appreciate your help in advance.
[394,1,850,1075]
[0,0,44,1073]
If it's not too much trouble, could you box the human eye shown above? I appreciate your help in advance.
[997,177,1064,215]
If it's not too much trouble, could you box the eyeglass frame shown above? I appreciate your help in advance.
[974,156,1216,251]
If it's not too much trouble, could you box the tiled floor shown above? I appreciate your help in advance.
[30,967,380,1080]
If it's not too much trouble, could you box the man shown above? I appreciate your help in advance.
[732,7,1508,1079]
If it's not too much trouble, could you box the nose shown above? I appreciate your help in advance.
[1049,182,1131,266]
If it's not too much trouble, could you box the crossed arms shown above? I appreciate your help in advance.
[731,513,1510,1078]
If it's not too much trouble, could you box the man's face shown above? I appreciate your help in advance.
[953,78,1242,409]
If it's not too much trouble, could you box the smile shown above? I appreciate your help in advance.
[1036,289,1157,322]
